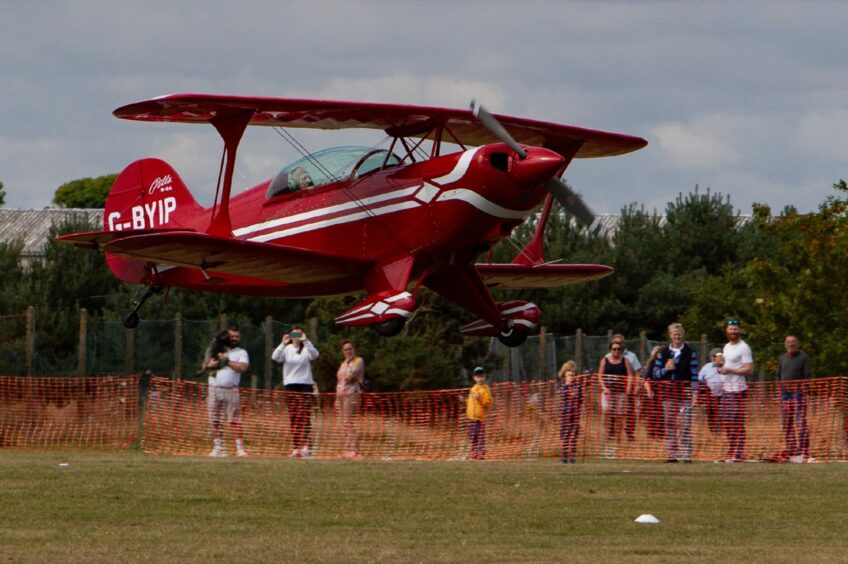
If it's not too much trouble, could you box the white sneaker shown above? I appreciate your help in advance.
[789,455,805,464]
[209,447,227,458]
[299,447,312,459]
[237,449,248,457]
[805,456,818,464]
[289,448,301,458]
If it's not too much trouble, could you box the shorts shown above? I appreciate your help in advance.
[208,386,240,425]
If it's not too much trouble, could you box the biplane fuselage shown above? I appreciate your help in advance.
[60,94,646,344]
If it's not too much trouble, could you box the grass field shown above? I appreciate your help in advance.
[1,451,846,563]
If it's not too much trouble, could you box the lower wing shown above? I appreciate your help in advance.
[61,229,369,284]
[475,263,613,289]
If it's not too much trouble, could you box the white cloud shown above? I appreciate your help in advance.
[653,121,738,169]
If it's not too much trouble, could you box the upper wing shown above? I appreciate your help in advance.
[114,94,647,158]
[96,231,370,284]
[476,263,614,289]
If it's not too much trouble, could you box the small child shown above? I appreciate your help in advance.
[557,360,584,463]
[467,366,493,460]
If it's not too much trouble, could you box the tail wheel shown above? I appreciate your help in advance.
[497,327,527,347]
[372,318,405,337]
[123,312,140,329]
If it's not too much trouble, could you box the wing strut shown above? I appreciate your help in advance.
[208,109,254,237]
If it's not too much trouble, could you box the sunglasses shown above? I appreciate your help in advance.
[610,346,623,351]
[726,319,739,326]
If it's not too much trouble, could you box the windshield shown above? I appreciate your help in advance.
[267,146,401,198]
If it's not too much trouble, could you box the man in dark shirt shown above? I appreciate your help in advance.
[775,335,813,462]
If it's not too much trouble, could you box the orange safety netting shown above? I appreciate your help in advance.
[0,376,138,448]
[140,376,848,462]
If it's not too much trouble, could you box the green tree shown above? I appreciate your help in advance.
[683,181,848,376]
[53,174,117,208]
[18,218,121,373]
[306,291,494,392]
[0,240,24,313]
[0,181,6,206]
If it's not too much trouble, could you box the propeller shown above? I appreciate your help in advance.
[470,99,604,235]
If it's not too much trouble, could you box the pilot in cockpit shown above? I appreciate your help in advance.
[289,167,314,190]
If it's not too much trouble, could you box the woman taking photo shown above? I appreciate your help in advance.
[272,325,320,458]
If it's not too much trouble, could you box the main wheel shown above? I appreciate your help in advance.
[123,312,140,329]
[372,317,405,337]
[497,327,527,347]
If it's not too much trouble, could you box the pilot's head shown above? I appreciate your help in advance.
[290,167,314,189]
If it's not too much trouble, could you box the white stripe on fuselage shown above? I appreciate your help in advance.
[430,146,481,185]
[247,200,421,243]
[233,185,421,237]
[435,189,528,219]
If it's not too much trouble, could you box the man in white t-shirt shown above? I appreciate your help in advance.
[718,319,753,462]
[206,326,250,457]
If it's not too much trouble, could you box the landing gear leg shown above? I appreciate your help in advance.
[123,284,164,329]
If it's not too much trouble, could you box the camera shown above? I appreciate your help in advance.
[290,331,304,340]
[211,330,231,357]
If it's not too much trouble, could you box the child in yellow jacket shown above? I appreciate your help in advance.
[467,367,493,460]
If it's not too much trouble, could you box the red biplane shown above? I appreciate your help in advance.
[59,94,646,346]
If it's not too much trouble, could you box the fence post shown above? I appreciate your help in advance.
[26,306,35,376]
[174,312,182,380]
[639,330,647,363]
[126,327,135,375]
[308,317,318,342]
[77,308,88,375]
[219,314,227,330]
[502,340,510,379]
[575,329,583,372]
[700,334,708,368]
[539,326,547,379]
[264,315,273,389]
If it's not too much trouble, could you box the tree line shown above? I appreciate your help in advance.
[2,175,848,388]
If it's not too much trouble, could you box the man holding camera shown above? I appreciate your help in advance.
[205,325,249,457]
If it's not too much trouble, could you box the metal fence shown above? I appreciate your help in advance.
[2,307,725,385]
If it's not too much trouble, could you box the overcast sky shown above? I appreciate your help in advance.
[2,1,846,215]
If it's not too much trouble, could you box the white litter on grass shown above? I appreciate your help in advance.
[58,463,69,467]
[635,514,660,524]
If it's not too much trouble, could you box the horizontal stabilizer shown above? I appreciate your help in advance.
[476,263,613,289]
[57,228,193,250]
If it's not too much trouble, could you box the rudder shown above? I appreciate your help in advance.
[103,158,204,283]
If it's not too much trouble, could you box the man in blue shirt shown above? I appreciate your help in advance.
[653,322,699,462]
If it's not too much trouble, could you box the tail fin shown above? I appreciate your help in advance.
[104,158,204,283]
[104,158,203,232]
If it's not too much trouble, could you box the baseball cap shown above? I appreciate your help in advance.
[472,366,486,376]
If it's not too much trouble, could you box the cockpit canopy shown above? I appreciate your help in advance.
[267,145,401,199]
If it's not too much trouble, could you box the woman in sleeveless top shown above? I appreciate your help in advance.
[597,342,634,452]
